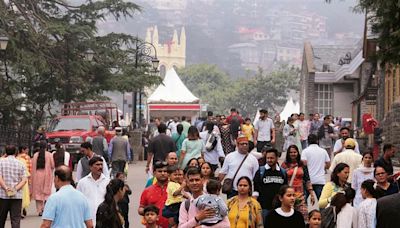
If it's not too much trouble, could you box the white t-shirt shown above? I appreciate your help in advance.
[254,118,275,141]
[333,138,360,154]
[219,151,259,191]
[301,144,330,185]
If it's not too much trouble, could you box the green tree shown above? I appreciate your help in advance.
[225,66,300,117]
[178,64,233,114]
[0,1,161,127]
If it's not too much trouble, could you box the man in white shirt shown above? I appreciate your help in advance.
[218,135,259,199]
[329,138,362,182]
[254,109,275,152]
[301,134,330,200]
[333,127,360,155]
[77,156,110,226]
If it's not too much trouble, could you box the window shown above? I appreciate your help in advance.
[314,84,333,115]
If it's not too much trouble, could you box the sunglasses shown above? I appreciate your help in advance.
[239,143,248,146]
[155,161,168,166]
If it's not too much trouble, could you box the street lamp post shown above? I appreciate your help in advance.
[132,39,159,128]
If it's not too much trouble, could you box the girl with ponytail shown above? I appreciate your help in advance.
[96,179,126,228]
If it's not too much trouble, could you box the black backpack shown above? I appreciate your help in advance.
[321,206,337,228]
[229,115,241,139]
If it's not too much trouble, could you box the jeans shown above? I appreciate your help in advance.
[262,209,270,225]
[301,140,308,150]
[312,184,324,200]
[0,199,22,228]
[111,160,126,178]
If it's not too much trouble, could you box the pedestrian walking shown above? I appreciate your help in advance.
[0,145,28,228]
[329,138,362,182]
[329,190,358,228]
[200,162,216,193]
[301,134,331,200]
[264,185,305,228]
[108,127,131,178]
[76,142,109,181]
[52,142,72,169]
[317,116,335,158]
[283,117,298,152]
[298,113,310,150]
[254,109,275,152]
[253,147,288,222]
[17,146,31,218]
[95,179,126,228]
[116,172,132,228]
[281,145,315,222]
[307,210,321,228]
[88,126,109,162]
[376,188,400,228]
[227,176,263,228]
[219,117,235,155]
[171,124,185,159]
[309,113,322,136]
[333,127,360,155]
[357,179,380,228]
[179,126,204,170]
[241,117,256,151]
[146,123,176,175]
[178,168,230,227]
[319,163,350,209]
[139,161,169,228]
[374,166,399,196]
[143,205,162,228]
[31,141,54,216]
[374,143,396,176]
[352,151,374,207]
[200,122,225,172]
[41,165,93,228]
[219,135,259,199]
[77,156,110,226]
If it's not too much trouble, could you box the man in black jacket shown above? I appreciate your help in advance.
[253,148,288,223]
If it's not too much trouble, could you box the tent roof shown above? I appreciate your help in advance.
[280,97,300,122]
[147,68,199,104]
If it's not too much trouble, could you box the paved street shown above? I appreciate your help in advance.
[6,161,148,228]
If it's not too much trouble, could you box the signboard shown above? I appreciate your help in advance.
[366,86,378,105]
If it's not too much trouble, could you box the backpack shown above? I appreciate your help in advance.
[205,132,218,152]
[229,115,241,139]
[321,206,337,228]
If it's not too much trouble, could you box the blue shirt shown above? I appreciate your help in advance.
[42,185,92,228]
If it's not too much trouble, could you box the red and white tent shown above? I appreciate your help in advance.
[147,68,200,121]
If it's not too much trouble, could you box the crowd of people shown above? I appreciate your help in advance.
[1,108,400,228]
[0,125,133,228]
[139,109,400,228]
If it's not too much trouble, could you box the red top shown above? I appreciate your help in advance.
[226,114,244,125]
[140,183,169,228]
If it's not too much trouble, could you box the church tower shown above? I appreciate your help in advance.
[145,26,186,77]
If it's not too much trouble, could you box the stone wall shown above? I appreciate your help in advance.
[382,100,400,164]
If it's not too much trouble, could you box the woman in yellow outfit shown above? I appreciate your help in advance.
[227,176,263,228]
[16,155,30,217]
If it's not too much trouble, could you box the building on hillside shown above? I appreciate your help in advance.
[300,40,364,119]
[276,42,302,68]
[228,43,260,71]
[145,26,186,77]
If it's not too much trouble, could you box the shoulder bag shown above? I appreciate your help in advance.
[222,154,249,194]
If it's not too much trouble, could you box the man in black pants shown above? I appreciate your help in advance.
[0,145,28,228]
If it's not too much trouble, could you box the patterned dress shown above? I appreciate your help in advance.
[281,162,310,222]
[220,124,234,155]
[357,198,376,228]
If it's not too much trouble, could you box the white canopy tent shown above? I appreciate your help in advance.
[279,97,300,122]
[147,68,200,122]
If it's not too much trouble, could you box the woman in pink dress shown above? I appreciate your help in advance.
[31,142,55,215]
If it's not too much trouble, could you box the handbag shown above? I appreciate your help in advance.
[222,154,249,194]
